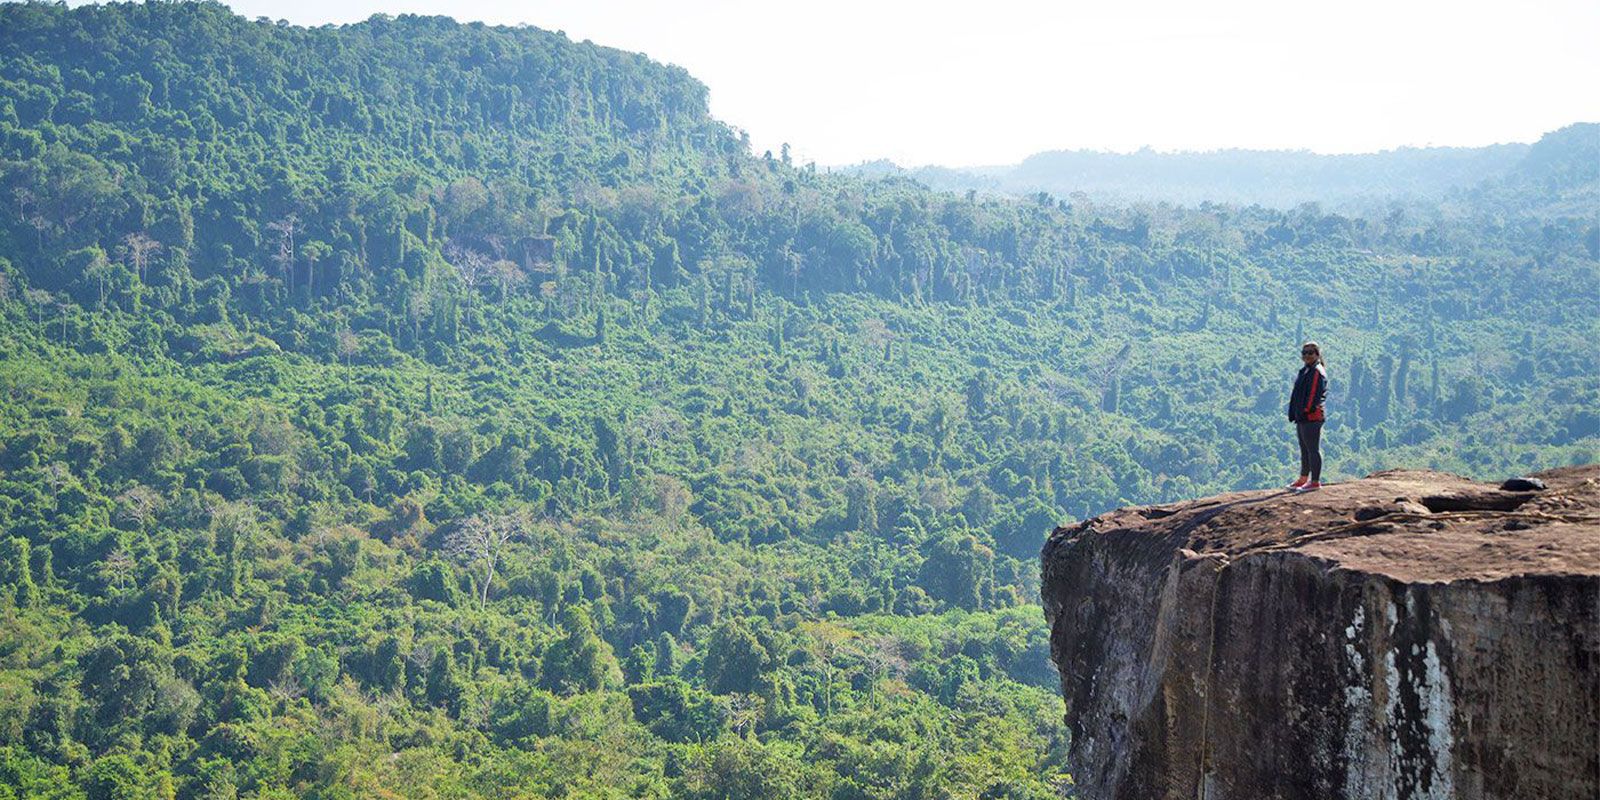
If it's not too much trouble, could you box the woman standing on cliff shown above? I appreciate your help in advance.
[1288,342,1328,491]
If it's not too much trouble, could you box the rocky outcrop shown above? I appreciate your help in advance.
[1040,466,1600,800]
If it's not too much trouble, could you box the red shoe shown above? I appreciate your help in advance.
[1295,481,1322,492]
[1286,476,1308,489]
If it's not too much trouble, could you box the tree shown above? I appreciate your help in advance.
[445,511,529,609]
[300,239,332,296]
[678,738,804,799]
[0,6,1587,794]
[918,532,994,610]
[1102,374,1121,413]
[334,328,359,370]
[490,259,522,301]
[845,476,878,533]
[627,678,724,742]
[23,288,50,326]
[701,620,769,695]
[114,485,163,529]
[1444,374,1486,422]
[542,607,621,693]
[1,537,36,608]
[1371,352,1394,425]
[266,214,300,287]
[1395,345,1412,412]
[425,648,461,709]
[446,242,491,295]
[368,635,406,692]
[654,587,692,634]
[121,232,161,284]
[797,620,857,715]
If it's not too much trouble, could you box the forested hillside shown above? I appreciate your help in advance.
[847,131,1596,210]
[0,3,1594,798]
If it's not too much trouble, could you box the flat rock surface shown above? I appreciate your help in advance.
[1053,465,1600,583]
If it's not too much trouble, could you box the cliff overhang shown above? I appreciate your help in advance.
[1040,466,1600,800]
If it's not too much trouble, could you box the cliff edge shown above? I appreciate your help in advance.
[1040,466,1600,800]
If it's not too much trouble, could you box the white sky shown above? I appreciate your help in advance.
[211,0,1600,167]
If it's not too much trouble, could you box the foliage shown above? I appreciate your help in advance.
[0,3,1593,798]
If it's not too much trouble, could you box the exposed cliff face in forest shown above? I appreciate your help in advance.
[1040,466,1600,800]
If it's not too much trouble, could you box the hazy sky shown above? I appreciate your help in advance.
[215,0,1599,167]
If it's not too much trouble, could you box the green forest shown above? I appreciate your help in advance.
[0,2,1594,798]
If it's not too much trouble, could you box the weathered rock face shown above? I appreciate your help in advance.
[1040,466,1600,800]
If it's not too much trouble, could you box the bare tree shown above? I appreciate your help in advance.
[1093,341,1134,397]
[267,676,306,711]
[533,196,561,236]
[459,687,494,732]
[11,187,33,223]
[539,279,559,318]
[783,244,803,296]
[863,635,909,707]
[406,642,436,675]
[798,620,859,716]
[55,297,70,340]
[115,485,164,528]
[13,187,51,246]
[857,317,892,350]
[25,212,51,247]
[444,242,491,291]
[724,692,764,739]
[407,289,428,342]
[446,512,529,609]
[42,462,72,493]
[24,288,51,326]
[334,328,359,368]
[266,214,300,286]
[122,232,161,284]
[631,405,686,454]
[1038,373,1082,406]
[208,500,258,544]
[442,242,494,330]
[490,259,523,301]
[649,474,691,525]
[100,548,136,591]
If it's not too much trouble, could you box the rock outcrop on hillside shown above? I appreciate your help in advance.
[1040,466,1600,800]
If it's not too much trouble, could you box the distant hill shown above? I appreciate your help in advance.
[846,127,1598,209]
[1513,122,1600,188]
[1461,123,1600,218]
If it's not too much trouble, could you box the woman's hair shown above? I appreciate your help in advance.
[1302,341,1326,367]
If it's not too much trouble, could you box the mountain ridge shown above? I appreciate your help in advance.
[846,125,1596,209]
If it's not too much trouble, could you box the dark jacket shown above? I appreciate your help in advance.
[1289,363,1328,422]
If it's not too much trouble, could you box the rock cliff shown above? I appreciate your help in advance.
[1040,466,1599,800]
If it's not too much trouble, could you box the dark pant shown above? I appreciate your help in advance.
[1296,420,1323,482]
